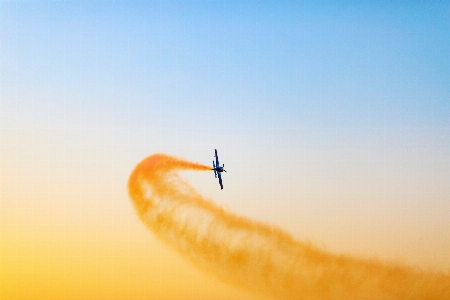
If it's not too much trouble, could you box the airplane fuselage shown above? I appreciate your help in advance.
[213,166,225,173]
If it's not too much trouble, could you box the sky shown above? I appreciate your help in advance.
[1,1,449,299]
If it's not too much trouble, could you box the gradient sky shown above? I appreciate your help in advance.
[1,1,449,299]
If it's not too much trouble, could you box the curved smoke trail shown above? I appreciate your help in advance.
[128,154,449,300]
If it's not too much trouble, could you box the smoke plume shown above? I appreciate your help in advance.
[128,153,449,300]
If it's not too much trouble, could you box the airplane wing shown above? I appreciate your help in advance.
[218,171,223,190]
[215,149,220,166]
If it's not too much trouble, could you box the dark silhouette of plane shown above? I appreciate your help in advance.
[212,149,226,189]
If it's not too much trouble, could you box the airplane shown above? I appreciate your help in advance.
[212,149,226,189]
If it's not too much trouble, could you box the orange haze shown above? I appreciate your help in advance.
[128,153,450,300]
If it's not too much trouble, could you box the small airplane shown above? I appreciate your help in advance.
[212,149,226,189]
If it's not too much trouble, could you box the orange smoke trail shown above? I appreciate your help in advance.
[128,154,450,300]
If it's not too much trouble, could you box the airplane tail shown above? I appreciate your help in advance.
[213,161,217,178]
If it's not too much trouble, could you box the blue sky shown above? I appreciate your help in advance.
[2,2,449,177]
[3,1,449,122]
